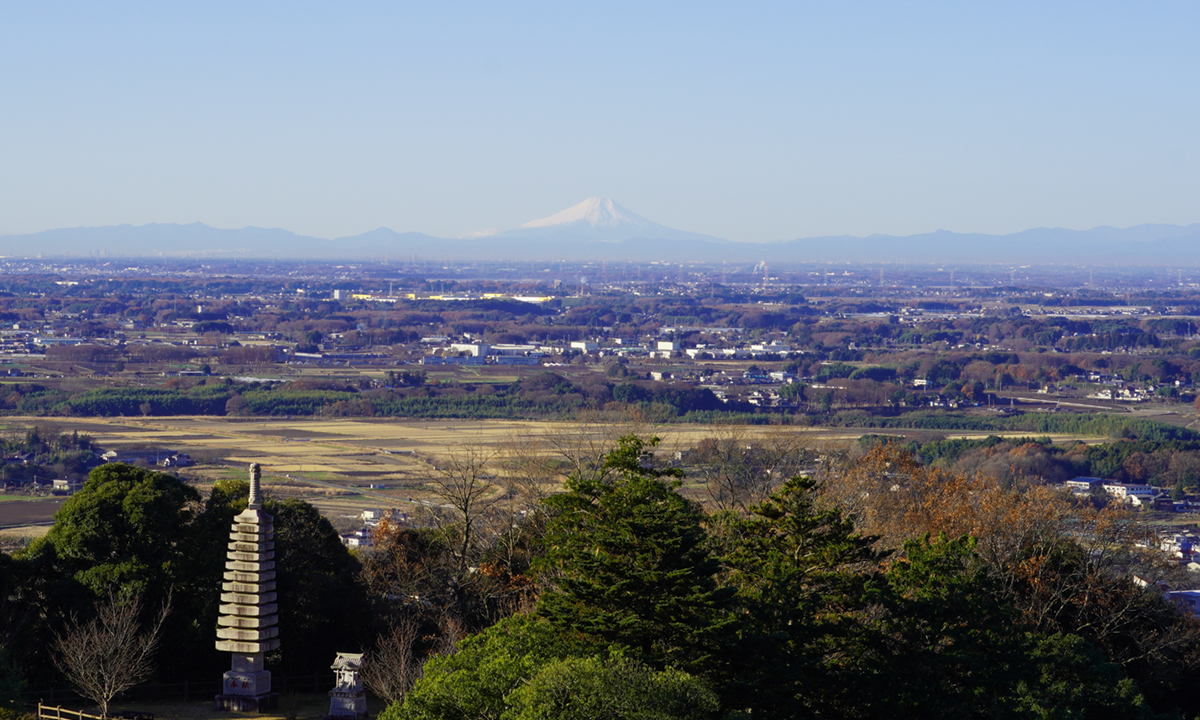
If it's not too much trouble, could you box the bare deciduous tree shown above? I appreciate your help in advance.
[52,589,171,717]
[427,444,500,581]
[361,608,469,706]
[361,614,423,705]
[694,426,757,511]
[490,431,560,565]
[497,431,558,507]
[434,609,466,656]
[541,409,661,486]
[695,425,816,512]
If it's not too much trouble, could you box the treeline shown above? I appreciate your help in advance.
[895,433,1200,490]
[795,349,1200,401]
[829,409,1198,441]
[0,427,100,484]
[7,376,1200,460]
[0,374,728,422]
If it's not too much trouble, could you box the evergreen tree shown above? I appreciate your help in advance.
[268,497,369,675]
[17,464,203,683]
[718,475,883,717]
[537,435,732,673]
[0,552,26,710]
[382,614,601,720]
[505,654,718,720]
[25,463,200,598]
[1010,633,1153,720]
[383,614,718,720]
[873,534,1026,719]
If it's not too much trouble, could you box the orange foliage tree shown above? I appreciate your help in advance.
[815,441,1200,700]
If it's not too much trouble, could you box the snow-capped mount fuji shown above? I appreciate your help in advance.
[520,197,655,233]
[500,197,723,244]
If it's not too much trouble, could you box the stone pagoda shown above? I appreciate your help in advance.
[214,463,280,712]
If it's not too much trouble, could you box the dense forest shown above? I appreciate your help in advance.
[2,435,1199,719]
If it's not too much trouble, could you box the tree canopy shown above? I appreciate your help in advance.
[537,435,732,673]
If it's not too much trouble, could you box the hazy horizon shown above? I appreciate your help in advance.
[6,207,1199,245]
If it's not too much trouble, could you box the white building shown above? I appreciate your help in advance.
[1166,590,1200,618]
[449,343,490,357]
[1102,482,1157,502]
[491,344,540,356]
[750,342,792,357]
[340,529,373,549]
[1065,477,1104,493]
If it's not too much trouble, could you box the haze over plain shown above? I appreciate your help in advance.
[1,2,1197,253]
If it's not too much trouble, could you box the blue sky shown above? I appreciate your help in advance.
[1,2,1197,242]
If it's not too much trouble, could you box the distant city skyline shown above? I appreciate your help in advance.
[1,2,1197,245]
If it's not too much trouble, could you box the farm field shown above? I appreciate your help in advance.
[0,498,64,528]
[10,414,1115,456]
[4,415,1113,530]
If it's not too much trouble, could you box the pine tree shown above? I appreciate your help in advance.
[537,435,731,673]
[718,475,884,717]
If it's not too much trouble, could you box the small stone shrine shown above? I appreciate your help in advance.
[326,653,367,719]
[214,463,280,712]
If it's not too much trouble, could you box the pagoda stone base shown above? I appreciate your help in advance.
[214,692,279,712]
[222,668,272,695]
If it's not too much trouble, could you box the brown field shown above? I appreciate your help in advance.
[0,525,51,544]
[3,415,1110,531]
[0,498,65,528]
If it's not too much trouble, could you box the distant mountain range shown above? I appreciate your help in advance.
[2,197,1199,265]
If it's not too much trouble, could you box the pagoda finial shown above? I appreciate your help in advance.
[248,463,262,509]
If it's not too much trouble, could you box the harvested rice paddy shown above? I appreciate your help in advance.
[5,415,1108,531]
